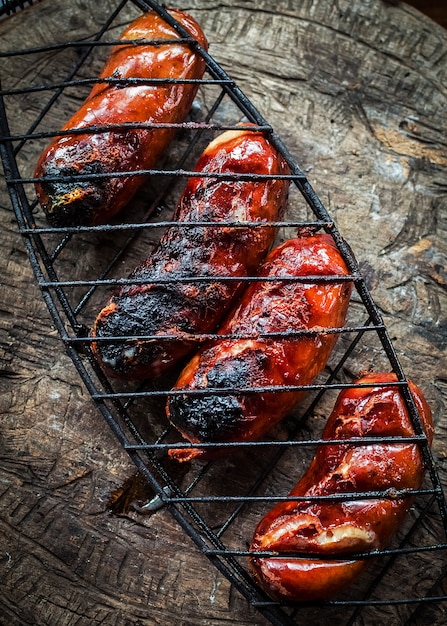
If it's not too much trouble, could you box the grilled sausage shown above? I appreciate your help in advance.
[91,127,290,379]
[167,234,353,462]
[249,372,434,602]
[34,9,208,227]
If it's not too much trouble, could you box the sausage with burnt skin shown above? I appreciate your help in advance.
[34,9,208,226]
[167,233,353,461]
[91,127,290,379]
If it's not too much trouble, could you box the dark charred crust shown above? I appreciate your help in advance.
[169,354,264,441]
[168,392,244,442]
[168,236,354,452]
[90,128,290,379]
[97,289,197,337]
[95,338,170,377]
[93,242,241,378]
[94,288,198,375]
[204,355,255,389]
[38,162,107,227]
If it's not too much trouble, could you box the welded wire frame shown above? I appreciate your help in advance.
[1,1,447,625]
[0,0,38,17]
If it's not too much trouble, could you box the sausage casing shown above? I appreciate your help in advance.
[167,234,353,462]
[91,127,290,379]
[34,10,207,226]
[249,372,434,602]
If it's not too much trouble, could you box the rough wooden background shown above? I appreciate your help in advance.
[1,0,446,625]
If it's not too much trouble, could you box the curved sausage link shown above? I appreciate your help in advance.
[167,234,353,462]
[91,127,290,379]
[249,372,434,602]
[34,9,208,227]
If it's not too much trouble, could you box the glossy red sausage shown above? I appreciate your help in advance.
[249,372,434,602]
[167,234,353,462]
[91,127,290,379]
[34,9,207,227]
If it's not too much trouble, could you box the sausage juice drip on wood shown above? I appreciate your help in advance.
[91,127,290,379]
[34,9,208,227]
[167,233,353,462]
[249,372,434,602]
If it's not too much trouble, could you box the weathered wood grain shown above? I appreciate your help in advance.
[1,0,446,624]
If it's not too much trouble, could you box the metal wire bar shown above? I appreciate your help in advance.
[90,379,415,400]
[38,273,358,287]
[1,121,272,142]
[0,37,193,57]
[70,325,385,345]
[18,170,305,183]
[1,76,234,98]
[152,490,440,504]
[0,0,39,17]
[9,0,131,157]
[124,435,428,451]
[18,219,331,234]
[204,543,447,560]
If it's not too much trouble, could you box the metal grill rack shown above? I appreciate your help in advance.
[0,0,38,18]
[1,1,447,624]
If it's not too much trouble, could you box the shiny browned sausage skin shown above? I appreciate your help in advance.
[91,128,290,379]
[34,10,208,227]
[249,372,434,602]
[166,234,353,462]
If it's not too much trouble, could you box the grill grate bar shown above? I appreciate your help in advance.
[16,170,306,184]
[18,219,331,235]
[1,122,272,142]
[69,324,385,344]
[40,273,358,288]
[0,37,195,57]
[204,543,447,560]
[124,435,429,451]
[254,595,447,609]
[148,489,441,505]
[90,379,415,400]
[0,76,235,98]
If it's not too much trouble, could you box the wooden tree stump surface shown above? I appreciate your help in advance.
[0,1,446,625]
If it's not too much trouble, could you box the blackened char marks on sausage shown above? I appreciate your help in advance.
[169,350,267,441]
[93,288,194,375]
[91,127,290,379]
[169,394,244,443]
[39,162,107,228]
[34,10,208,227]
[167,234,353,461]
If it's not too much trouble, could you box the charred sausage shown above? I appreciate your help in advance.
[34,9,208,227]
[166,233,353,462]
[91,127,290,379]
[249,372,434,602]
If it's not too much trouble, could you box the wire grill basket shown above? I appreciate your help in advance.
[1,1,447,624]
